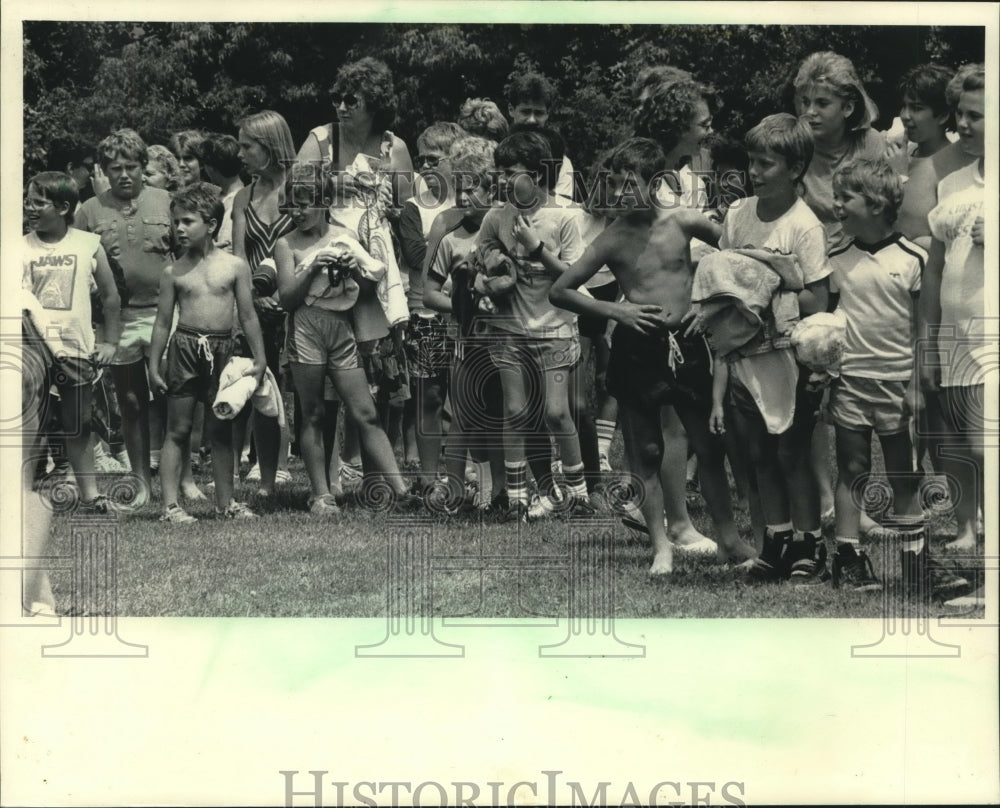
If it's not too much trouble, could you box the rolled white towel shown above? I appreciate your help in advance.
[212,357,258,420]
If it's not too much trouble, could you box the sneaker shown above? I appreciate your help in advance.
[831,544,881,592]
[943,586,985,609]
[339,462,363,488]
[160,504,198,524]
[528,494,558,521]
[901,547,969,600]
[599,454,612,473]
[568,496,598,518]
[217,500,258,519]
[94,443,126,474]
[245,464,261,482]
[275,468,292,485]
[113,450,132,472]
[747,530,793,582]
[504,500,529,524]
[393,491,426,512]
[789,540,830,585]
[79,494,112,515]
[308,493,341,517]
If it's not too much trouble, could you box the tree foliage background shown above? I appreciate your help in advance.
[23,21,984,180]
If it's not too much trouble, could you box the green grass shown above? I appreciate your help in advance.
[45,426,984,619]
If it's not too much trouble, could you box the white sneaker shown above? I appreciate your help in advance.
[275,469,292,485]
[528,494,557,521]
[245,463,261,482]
[113,450,132,471]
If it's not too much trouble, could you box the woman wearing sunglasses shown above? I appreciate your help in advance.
[295,57,416,497]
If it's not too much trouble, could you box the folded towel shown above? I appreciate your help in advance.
[212,358,285,424]
[692,248,804,357]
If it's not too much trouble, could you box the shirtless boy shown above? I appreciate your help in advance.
[550,137,757,574]
[148,183,267,522]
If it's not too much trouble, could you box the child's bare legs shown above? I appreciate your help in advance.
[206,407,236,510]
[659,406,709,545]
[415,375,445,486]
[811,421,835,518]
[160,394,197,510]
[619,403,672,574]
[59,382,100,502]
[497,363,531,507]
[675,401,756,562]
[291,362,335,499]
[333,368,408,496]
[936,386,984,550]
[568,355,600,493]
[180,404,206,500]
[729,402,791,547]
[779,405,822,535]
[880,429,920,520]
[834,425,872,542]
[402,397,420,466]
[543,366,583,475]
[252,412,280,496]
[112,362,152,491]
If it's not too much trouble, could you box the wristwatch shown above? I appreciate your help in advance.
[528,240,545,261]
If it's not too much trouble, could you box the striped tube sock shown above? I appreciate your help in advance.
[505,460,528,506]
[596,419,616,458]
[563,462,588,499]
[893,515,926,555]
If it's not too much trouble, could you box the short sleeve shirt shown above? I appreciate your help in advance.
[476,201,585,337]
[829,234,923,379]
[77,187,173,307]
[720,196,830,285]
[22,228,101,357]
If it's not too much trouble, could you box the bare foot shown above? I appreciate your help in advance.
[859,511,880,535]
[649,547,674,576]
[181,482,208,502]
[716,537,758,564]
[668,523,711,547]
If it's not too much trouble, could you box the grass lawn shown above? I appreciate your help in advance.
[44,426,985,619]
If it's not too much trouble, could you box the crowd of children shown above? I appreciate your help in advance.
[21,52,989,615]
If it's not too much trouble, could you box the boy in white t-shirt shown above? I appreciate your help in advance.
[709,114,831,584]
[828,158,966,598]
[23,172,122,511]
[920,64,989,557]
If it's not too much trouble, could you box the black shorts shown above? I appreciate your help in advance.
[165,325,234,403]
[607,325,713,411]
[578,280,619,342]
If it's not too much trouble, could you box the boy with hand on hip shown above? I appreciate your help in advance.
[148,183,267,523]
[550,137,757,575]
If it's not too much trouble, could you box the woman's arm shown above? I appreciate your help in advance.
[230,186,250,261]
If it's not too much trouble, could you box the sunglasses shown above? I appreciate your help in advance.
[331,92,361,109]
[415,154,443,168]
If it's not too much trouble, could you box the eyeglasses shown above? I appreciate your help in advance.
[24,196,54,210]
[415,154,443,168]
[331,92,361,109]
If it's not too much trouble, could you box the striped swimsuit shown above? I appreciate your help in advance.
[243,178,295,273]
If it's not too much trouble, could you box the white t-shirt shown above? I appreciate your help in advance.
[22,228,101,357]
[928,160,991,387]
[720,197,830,433]
[720,197,830,286]
[829,234,923,380]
